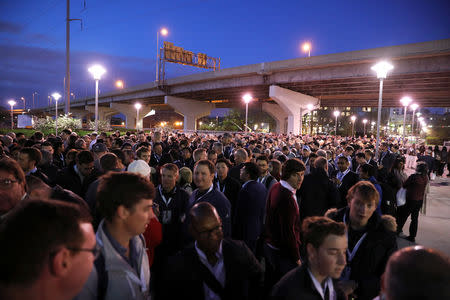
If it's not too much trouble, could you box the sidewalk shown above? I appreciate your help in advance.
[397,170,450,255]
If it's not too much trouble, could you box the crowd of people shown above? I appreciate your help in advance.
[0,128,449,300]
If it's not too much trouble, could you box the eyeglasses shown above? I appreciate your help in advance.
[67,244,101,259]
[196,225,222,238]
[0,179,18,188]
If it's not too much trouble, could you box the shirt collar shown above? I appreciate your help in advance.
[338,168,350,177]
[242,180,253,189]
[307,268,335,300]
[26,167,38,175]
[280,180,296,193]
[195,240,223,262]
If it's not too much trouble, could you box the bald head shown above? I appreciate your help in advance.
[189,202,220,225]
[383,246,450,300]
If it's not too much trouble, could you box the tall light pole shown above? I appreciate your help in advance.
[307,103,314,135]
[88,64,106,132]
[371,61,393,160]
[20,97,26,109]
[52,92,62,136]
[362,119,368,136]
[156,27,168,82]
[32,92,38,109]
[302,42,311,57]
[333,110,340,136]
[243,93,252,133]
[351,115,356,137]
[8,100,16,130]
[410,103,419,135]
[135,103,142,130]
[400,96,412,144]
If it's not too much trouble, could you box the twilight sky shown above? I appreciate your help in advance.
[1,0,449,110]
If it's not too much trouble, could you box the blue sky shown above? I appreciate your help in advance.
[1,0,449,109]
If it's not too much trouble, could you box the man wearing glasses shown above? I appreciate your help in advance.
[0,199,96,300]
[0,158,27,220]
[163,202,263,300]
[75,172,155,300]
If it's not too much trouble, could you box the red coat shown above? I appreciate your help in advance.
[264,182,301,261]
[143,217,163,267]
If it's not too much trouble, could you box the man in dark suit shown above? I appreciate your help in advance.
[215,158,241,221]
[332,156,359,208]
[163,202,263,300]
[271,216,348,300]
[234,162,268,253]
[297,157,340,223]
[17,147,50,185]
[228,148,248,182]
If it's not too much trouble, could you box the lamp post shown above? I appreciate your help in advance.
[371,61,393,160]
[32,92,38,109]
[156,27,168,82]
[243,93,252,133]
[351,115,356,137]
[135,103,142,130]
[410,103,419,135]
[307,103,314,135]
[7,100,16,129]
[302,42,311,57]
[88,64,106,132]
[52,92,62,135]
[362,119,368,136]
[20,97,26,109]
[333,110,340,136]
[400,96,412,144]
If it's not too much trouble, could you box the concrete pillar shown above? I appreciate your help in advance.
[85,105,118,123]
[70,108,89,120]
[165,96,215,131]
[262,103,288,134]
[269,85,319,135]
[108,103,154,129]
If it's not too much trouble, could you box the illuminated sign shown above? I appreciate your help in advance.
[163,42,220,70]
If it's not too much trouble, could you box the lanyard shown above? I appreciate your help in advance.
[216,180,226,193]
[159,185,175,207]
[343,213,367,262]
[196,185,214,202]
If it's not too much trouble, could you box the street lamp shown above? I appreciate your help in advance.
[400,96,412,144]
[7,100,16,129]
[362,119,368,136]
[135,103,142,130]
[52,92,62,135]
[333,110,340,136]
[156,27,169,82]
[20,97,26,109]
[302,42,311,57]
[350,115,356,137]
[243,93,252,133]
[32,92,38,109]
[116,80,124,89]
[88,64,106,132]
[371,61,393,160]
[410,103,419,135]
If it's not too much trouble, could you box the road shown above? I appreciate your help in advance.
[396,170,450,256]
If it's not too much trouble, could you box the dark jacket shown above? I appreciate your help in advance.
[188,187,232,237]
[214,175,242,221]
[163,238,264,300]
[327,207,398,300]
[38,163,59,185]
[228,163,244,183]
[233,180,268,252]
[297,168,340,222]
[265,182,301,262]
[55,163,99,198]
[270,264,346,300]
[332,169,359,208]
[154,185,190,255]
[404,173,428,202]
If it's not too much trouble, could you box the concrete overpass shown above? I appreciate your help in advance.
[41,39,450,133]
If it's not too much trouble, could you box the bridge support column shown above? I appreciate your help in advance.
[85,105,118,123]
[269,85,319,135]
[262,103,288,134]
[70,109,89,120]
[165,96,215,131]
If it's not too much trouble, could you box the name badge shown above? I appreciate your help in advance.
[161,210,172,224]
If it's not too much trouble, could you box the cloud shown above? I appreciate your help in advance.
[0,20,23,34]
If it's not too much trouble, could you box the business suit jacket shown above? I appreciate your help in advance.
[271,265,346,300]
[214,175,242,221]
[332,169,359,208]
[233,180,268,252]
[228,163,244,182]
[163,238,264,300]
[297,168,340,222]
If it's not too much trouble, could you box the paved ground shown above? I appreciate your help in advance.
[396,169,450,256]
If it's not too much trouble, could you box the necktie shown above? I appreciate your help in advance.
[324,285,330,300]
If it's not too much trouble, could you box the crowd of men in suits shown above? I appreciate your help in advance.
[0,128,449,300]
